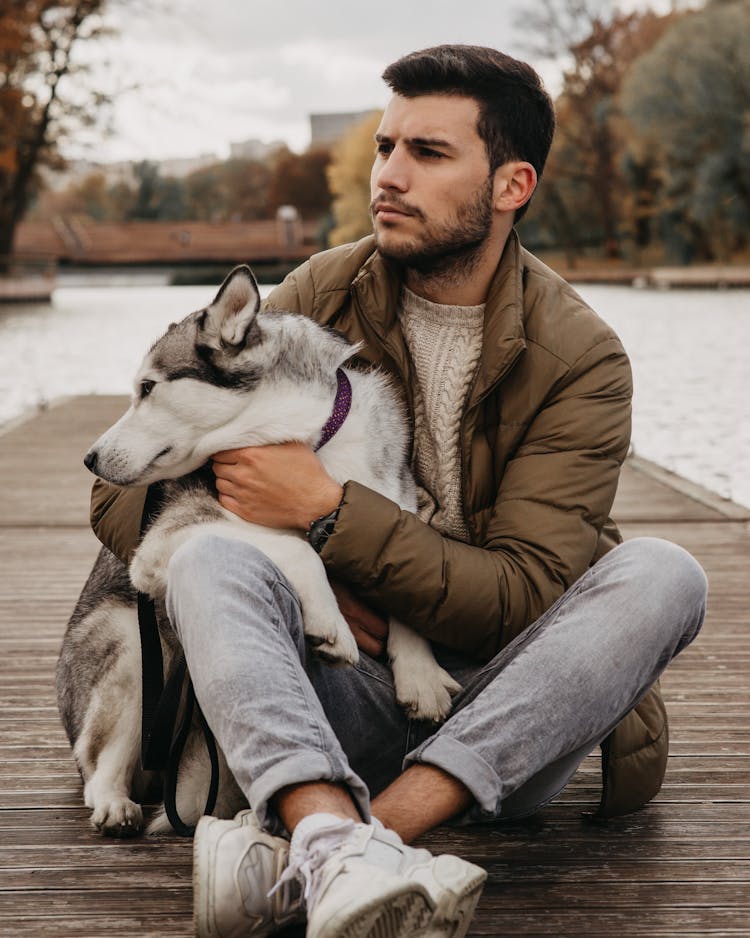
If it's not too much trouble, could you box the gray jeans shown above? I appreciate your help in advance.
[165,535,707,832]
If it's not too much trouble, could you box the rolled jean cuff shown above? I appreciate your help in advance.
[247,752,372,835]
[404,735,500,818]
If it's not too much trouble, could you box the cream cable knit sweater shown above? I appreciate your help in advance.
[398,287,485,543]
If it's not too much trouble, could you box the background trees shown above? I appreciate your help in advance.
[518,1,681,260]
[30,148,335,224]
[8,0,750,266]
[266,147,332,220]
[326,111,382,247]
[620,0,750,262]
[0,0,108,264]
[521,0,750,264]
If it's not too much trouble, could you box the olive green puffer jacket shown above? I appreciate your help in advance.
[90,231,668,817]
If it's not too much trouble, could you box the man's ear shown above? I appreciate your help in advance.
[493,162,538,215]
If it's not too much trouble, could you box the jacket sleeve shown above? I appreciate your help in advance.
[90,478,148,565]
[320,338,632,662]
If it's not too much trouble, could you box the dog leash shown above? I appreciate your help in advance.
[137,482,219,836]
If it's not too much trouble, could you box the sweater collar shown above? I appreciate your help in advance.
[352,231,526,407]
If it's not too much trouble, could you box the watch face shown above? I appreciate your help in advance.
[308,510,338,553]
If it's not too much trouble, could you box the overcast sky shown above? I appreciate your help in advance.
[67,0,674,163]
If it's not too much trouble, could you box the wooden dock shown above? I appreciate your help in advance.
[1,396,748,937]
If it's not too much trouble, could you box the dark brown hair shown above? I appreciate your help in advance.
[382,45,555,220]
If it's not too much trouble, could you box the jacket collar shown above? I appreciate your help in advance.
[351,231,527,408]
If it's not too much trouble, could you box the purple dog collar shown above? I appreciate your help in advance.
[315,368,352,451]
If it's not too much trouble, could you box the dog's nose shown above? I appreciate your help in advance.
[83,450,98,472]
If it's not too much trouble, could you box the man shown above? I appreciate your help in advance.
[91,46,708,938]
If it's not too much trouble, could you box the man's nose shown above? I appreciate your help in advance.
[373,148,409,193]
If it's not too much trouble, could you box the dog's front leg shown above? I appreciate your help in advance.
[388,622,461,722]
[129,516,231,600]
[251,531,359,666]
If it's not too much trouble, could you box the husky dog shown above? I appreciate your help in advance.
[56,265,460,837]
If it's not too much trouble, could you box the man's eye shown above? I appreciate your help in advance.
[376,142,392,155]
[140,380,155,399]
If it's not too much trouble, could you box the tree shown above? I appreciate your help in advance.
[0,1,110,266]
[520,1,680,259]
[185,159,273,222]
[327,111,382,247]
[620,0,750,261]
[267,147,332,220]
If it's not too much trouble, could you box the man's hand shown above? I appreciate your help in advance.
[212,442,343,530]
[330,579,389,658]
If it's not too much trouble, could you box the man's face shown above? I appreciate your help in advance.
[370,93,497,272]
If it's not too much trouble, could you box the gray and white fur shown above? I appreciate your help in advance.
[56,265,460,837]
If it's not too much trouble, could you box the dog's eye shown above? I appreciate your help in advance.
[139,380,156,399]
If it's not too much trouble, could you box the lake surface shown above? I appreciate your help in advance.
[1,280,747,508]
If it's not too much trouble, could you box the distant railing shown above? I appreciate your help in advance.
[14,219,321,266]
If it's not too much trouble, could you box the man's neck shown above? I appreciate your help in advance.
[404,226,511,306]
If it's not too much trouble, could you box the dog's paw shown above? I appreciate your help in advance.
[392,660,461,722]
[129,548,168,600]
[91,797,143,838]
[305,612,359,666]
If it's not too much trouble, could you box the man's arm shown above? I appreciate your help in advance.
[319,337,632,662]
[206,333,630,662]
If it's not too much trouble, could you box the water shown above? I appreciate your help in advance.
[0,280,747,508]
[576,285,748,508]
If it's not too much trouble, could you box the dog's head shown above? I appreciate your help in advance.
[84,265,353,486]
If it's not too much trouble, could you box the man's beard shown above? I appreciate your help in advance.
[371,175,494,283]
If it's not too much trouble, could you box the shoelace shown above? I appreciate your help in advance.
[268,843,303,921]
[268,818,358,910]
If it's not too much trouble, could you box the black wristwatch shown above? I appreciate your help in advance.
[306,506,340,553]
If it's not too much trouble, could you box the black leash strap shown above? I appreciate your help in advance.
[164,668,221,836]
[137,483,219,836]
[138,483,167,770]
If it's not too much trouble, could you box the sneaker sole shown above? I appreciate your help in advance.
[193,815,221,938]
[318,868,486,938]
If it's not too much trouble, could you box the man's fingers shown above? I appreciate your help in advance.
[212,462,241,483]
[348,621,387,658]
[354,608,388,641]
[211,451,240,464]
[330,579,389,642]
[217,492,241,514]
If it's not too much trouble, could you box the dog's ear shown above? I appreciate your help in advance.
[202,265,261,349]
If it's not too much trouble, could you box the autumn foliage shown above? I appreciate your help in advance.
[0,1,107,263]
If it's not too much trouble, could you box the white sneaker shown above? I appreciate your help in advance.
[193,809,304,937]
[283,815,487,938]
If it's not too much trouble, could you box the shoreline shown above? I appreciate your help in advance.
[543,262,750,289]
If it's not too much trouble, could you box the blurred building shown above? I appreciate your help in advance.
[158,154,220,177]
[309,110,380,148]
[230,138,286,161]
